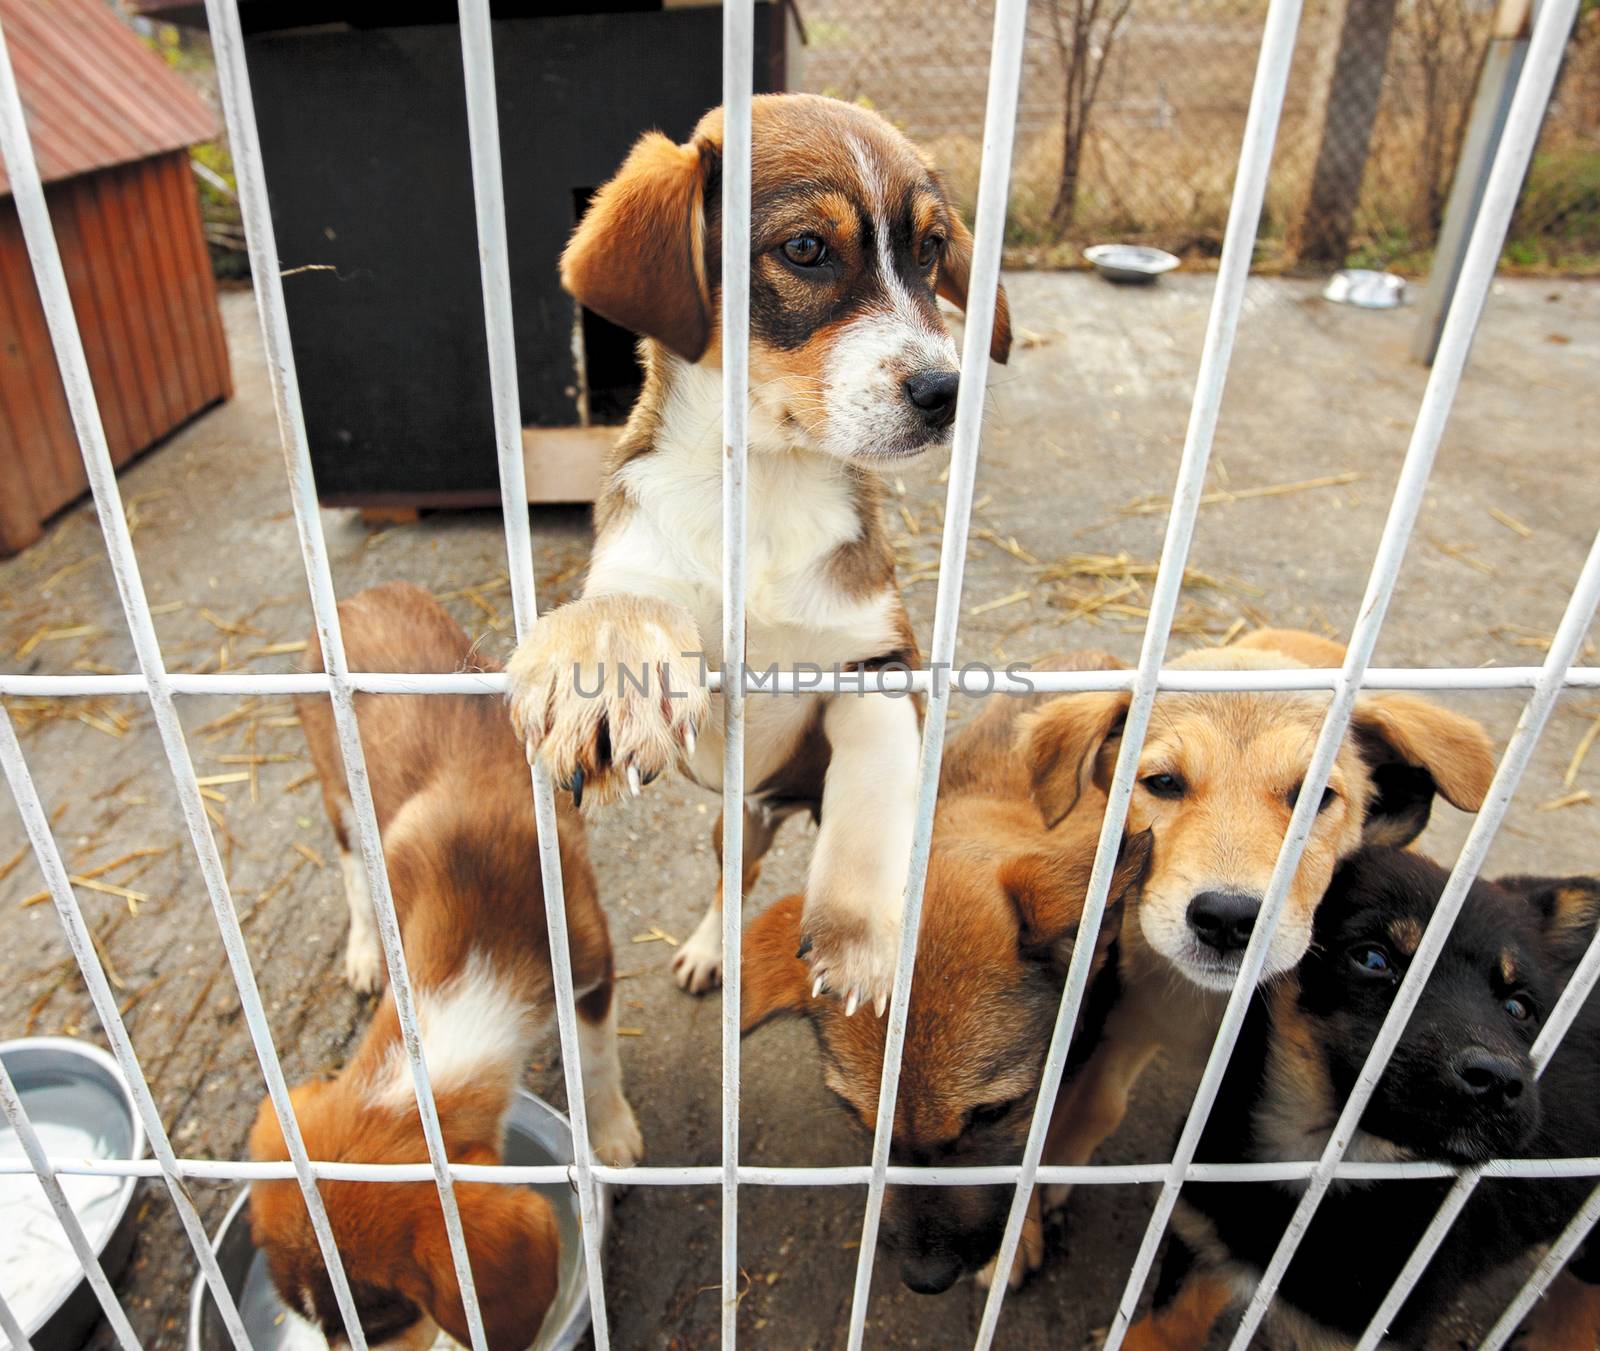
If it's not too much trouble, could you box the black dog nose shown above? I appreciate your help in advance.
[900,1249,964,1295]
[1187,890,1260,953]
[1451,1049,1526,1102]
[904,370,959,429]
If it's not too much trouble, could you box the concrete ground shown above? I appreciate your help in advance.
[2,272,1597,1350]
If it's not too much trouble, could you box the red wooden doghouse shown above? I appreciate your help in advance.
[0,0,230,555]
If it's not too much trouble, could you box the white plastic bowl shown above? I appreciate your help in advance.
[0,1037,146,1351]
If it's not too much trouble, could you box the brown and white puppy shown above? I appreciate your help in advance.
[1018,628,1496,1225]
[742,659,1149,1295]
[249,583,641,1349]
[505,94,1012,1014]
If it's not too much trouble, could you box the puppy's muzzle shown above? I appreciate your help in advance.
[899,1248,964,1295]
[903,369,959,431]
[1449,1048,1527,1105]
[1186,889,1260,955]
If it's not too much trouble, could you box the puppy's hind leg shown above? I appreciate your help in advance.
[334,798,384,994]
[672,799,789,995]
[575,975,643,1168]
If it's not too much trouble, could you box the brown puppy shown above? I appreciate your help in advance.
[249,583,641,1349]
[505,94,1012,1015]
[1018,628,1495,1233]
[742,659,1150,1294]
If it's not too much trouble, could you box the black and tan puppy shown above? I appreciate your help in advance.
[1129,847,1600,1349]
[742,668,1150,1293]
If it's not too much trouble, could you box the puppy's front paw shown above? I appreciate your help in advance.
[974,1208,1045,1291]
[343,934,385,995]
[506,594,707,809]
[586,1092,644,1169]
[671,907,723,995]
[798,903,902,1017]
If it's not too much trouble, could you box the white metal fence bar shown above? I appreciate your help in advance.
[974,0,1306,1337]
[1220,0,1590,1334]
[12,1155,1600,1185]
[720,2,755,1342]
[454,0,614,1342]
[842,3,1027,1345]
[4,666,1599,700]
[0,1289,31,1351]
[0,8,376,1345]
[0,1054,141,1350]
[1241,532,1600,1346]
[0,707,252,1349]
[1480,1180,1600,1350]
[202,0,497,1343]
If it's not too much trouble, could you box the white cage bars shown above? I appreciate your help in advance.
[0,0,1598,1346]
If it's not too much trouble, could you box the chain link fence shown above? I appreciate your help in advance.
[793,0,1600,273]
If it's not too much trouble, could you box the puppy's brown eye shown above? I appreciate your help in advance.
[1287,782,1337,813]
[782,235,827,268]
[917,234,943,268]
[1142,772,1185,799]
[969,1099,1017,1128]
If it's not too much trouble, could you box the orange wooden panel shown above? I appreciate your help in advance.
[67,171,156,453]
[0,204,77,517]
[90,166,168,438]
[50,178,131,463]
[134,157,203,415]
[156,152,229,406]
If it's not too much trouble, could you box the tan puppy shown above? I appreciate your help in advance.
[249,583,641,1349]
[742,657,1150,1294]
[1018,628,1496,1227]
[505,94,1012,1014]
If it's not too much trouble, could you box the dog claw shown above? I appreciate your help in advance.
[683,726,697,757]
[642,767,660,787]
[812,976,826,999]
[874,992,887,1018]
[844,991,859,1017]
[626,764,642,797]
[569,766,584,809]
[795,935,813,960]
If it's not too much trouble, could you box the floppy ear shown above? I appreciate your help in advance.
[1017,690,1131,828]
[561,129,718,361]
[1003,829,1152,961]
[936,211,1012,364]
[741,894,813,1032]
[414,1152,560,1351]
[1348,694,1496,846]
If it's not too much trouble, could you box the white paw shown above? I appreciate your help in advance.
[344,936,385,994]
[586,1093,644,1168]
[974,1211,1045,1291]
[505,594,707,811]
[671,909,723,995]
[799,904,902,1018]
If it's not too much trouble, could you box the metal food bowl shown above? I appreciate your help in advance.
[188,1089,603,1351]
[0,1037,146,1351]
[1083,243,1181,283]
